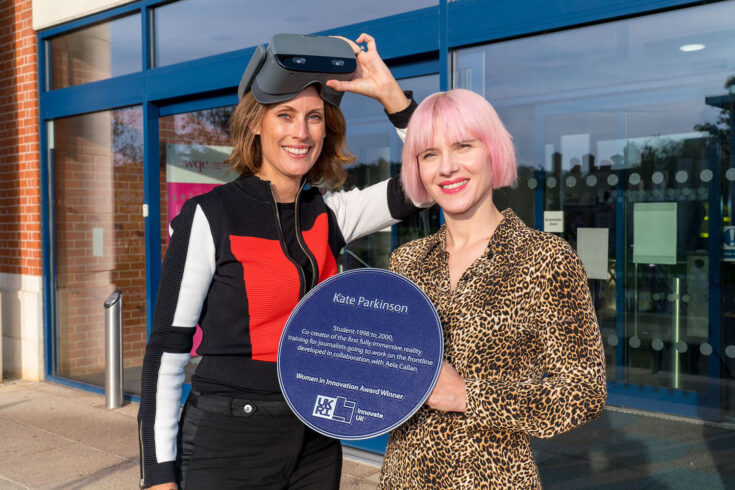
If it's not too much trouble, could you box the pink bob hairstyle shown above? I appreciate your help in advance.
[401,88,516,204]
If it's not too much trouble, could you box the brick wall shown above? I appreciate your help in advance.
[0,0,41,277]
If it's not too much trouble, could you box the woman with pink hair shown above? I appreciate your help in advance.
[380,89,607,488]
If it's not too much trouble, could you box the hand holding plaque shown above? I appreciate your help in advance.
[277,269,443,440]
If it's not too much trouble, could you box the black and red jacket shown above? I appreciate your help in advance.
[138,153,422,485]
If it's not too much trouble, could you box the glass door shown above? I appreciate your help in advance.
[51,106,146,394]
[534,115,724,419]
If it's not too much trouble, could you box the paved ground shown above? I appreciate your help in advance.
[534,407,735,489]
[1,380,734,489]
[0,381,380,489]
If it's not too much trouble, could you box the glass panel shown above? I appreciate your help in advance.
[153,0,436,67]
[718,86,735,420]
[52,106,145,394]
[454,2,735,417]
[48,14,141,90]
[159,106,236,367]
[341,73,441,270]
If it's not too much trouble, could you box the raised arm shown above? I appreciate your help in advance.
[322,85,423,244]
[323,175,418,244]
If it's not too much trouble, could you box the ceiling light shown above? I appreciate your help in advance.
[679,44,706,52]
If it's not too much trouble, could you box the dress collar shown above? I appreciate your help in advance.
[420,208,528,260]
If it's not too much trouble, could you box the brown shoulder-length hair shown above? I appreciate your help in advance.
[226,91,356,190]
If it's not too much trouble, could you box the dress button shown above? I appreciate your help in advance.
[243,404,253,414]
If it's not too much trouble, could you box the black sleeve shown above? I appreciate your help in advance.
[386,90,418,129]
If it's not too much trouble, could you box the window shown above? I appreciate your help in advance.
[153,0,435,67]
[48,14,141,90]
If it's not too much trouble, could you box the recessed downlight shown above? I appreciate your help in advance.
[679,44,706,52]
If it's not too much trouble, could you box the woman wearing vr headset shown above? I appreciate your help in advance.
[138,34,423,489]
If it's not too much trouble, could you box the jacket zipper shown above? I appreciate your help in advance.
[293,185,318,290]
[268,184,308,297]
[138,420,145,488]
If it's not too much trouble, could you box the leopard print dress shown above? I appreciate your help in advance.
[379,209,607,489]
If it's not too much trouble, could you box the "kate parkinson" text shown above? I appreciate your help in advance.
[333,292,408,314]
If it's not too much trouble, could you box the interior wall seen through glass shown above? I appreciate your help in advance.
[453,1,735,418]
[48,14,141,90]
[153,0,436,67]
[52,106,145,394]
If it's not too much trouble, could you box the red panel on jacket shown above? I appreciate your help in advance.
[301,212,338,282]
[230,235,300,362]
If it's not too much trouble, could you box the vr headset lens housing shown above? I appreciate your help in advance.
[238,34,357,107]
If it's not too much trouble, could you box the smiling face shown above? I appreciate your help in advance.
[417,131,494,219]
[256,85,326,190]
[400,90,517,207]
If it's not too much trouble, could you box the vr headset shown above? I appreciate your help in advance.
[238,34,357,107]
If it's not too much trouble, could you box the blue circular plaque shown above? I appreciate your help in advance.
[277,268,443,440]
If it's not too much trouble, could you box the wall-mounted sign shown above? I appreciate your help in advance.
[577,228,609,280]
[544,211,564,233]
[724,226,735,262]
[633,202,677,265]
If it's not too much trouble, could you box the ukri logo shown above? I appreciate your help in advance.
[312,395,355,424]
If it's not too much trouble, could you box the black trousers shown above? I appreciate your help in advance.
[177,392,342,489]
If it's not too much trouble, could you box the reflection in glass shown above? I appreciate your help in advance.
[48,14,141,90]
[52,107,144,393]
[454,1,735,417]
[153,0,436,67]
[340,74,440,270]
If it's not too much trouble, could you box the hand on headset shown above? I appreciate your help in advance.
[326,33,410,114]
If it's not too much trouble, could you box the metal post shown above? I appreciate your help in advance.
[672,277,681,390]
[104,290,123,408]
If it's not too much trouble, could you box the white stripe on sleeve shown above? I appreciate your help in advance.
[323,179,399,244]
[154,352,190,463]
[396,127,406,142]
[172,204,216,328]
